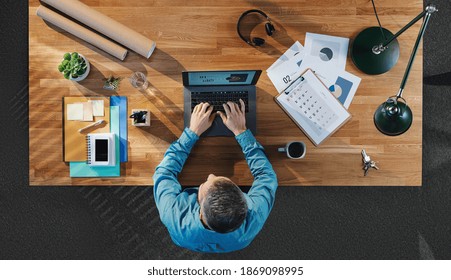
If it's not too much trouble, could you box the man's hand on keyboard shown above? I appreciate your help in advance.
[217,99,247,136]
[189,102,215,136]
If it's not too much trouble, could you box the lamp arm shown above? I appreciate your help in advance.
[397,5,437,98]
[381,10,426,49]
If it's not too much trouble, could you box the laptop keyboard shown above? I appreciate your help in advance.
[191,91,249,113]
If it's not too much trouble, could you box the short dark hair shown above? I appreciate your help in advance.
[201,179,248,233]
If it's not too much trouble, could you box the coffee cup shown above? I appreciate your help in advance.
[278,141,306,159]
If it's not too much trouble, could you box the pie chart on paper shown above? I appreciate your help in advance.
[329,84,342,99]
[319,47,333,61]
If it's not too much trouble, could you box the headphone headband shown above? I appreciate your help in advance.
[236,9,274,46]
[238,9,271,22]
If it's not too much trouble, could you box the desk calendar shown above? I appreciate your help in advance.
[275,69,351,146]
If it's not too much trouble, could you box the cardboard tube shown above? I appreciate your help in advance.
[41,0,156,58]
[37,6,128,60]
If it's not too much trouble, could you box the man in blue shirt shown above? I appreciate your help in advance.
[153,100,278,253]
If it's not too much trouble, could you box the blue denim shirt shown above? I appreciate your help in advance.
[153,128,278,253]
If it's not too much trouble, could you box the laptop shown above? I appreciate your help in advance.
[183,70,262,136]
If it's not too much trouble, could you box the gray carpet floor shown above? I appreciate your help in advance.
[0,0,450,259]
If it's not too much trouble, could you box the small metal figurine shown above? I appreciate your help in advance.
[361,149,379,176]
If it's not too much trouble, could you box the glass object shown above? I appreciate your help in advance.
[129,72,148,90]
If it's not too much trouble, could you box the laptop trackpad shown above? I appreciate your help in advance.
[203,115,234,137]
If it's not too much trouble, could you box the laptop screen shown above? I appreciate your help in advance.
[183,70,261,86]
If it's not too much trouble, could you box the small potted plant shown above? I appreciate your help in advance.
[103,75,122,91]
[58,52,90,82]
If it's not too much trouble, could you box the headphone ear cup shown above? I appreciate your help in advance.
[252,37,266,46]
[265,22,275,36]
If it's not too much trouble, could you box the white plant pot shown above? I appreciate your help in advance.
[70,54,90,82]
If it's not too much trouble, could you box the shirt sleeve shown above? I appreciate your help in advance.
[153,128,199,219]
[235,130,278,219]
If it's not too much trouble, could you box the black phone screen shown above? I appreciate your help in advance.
[95,139,108,161]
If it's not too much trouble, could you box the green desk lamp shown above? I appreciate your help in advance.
[351,3,437,136]
[372,5,437,136]
[351,2,436,75]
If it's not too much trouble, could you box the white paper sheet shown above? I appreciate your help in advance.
[267,51,307,93]
[276,69,351,146]
[267,41,304,72]
[90,100,104,117]
[82,102,93,121]
[67,103,84,120]
[267,41,307,93]
[304,33,349,70]
[301,56,361,109]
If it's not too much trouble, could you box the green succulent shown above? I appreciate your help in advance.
[103,75,122,90]
[58,52,88,80]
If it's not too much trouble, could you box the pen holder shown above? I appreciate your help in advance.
[130,109,150,127]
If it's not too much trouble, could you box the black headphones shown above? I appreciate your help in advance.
[237,9,275,46]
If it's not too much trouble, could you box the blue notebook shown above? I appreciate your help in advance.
[110,96,128,162]
[69,106,120,177]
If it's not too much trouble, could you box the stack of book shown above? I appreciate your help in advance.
[63,96,128,177]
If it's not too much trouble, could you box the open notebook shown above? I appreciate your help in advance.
[275,69,351,146]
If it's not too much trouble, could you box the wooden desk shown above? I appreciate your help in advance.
[29,0,423,186]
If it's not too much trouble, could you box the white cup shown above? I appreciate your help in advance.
[278,141,306,159]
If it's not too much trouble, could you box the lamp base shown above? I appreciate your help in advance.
[374,100,413,136]
[351,27,400,75]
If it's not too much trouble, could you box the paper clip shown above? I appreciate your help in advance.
[284,75,305,94]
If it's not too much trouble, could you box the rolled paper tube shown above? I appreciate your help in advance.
[41,0,157,58]
[36,5,128,60]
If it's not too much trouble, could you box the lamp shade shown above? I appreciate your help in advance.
[373,97,412,136]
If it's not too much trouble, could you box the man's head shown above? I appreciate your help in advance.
[198,174,248,233]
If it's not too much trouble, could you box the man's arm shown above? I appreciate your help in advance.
[153,128,199,215]
[153,103,214,216]
[236,130,278,219]
[218,100,278,219]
